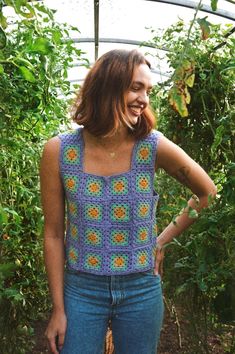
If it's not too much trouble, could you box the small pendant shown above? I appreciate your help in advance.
[110,152,115,158]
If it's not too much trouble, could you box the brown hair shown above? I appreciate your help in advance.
[72,49,156,138]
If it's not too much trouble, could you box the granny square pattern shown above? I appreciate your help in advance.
[110,203,130,222]
[84,203,103,222]
[111,177,128,195]
[84,227,103,247]
[59,127,162,275]
[110,229,130,247]
[63,145,80,165]
[84,252,102,271]
[64,174,79,194]
[85,177,104,197]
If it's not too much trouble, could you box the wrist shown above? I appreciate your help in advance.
[156,241,164,251]
[52,305,65,314]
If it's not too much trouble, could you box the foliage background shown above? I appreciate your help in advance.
[149,15,235,353]
[0,1,87,352]
[0,0,234,353]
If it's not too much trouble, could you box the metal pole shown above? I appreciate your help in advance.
[94,0,99,60]
[145,0,235,21]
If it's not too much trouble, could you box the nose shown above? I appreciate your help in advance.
[137,91,149,106]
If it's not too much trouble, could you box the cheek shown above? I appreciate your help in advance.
[126,91,137,104]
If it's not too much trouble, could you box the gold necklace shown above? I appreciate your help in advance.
[97,141,119,159]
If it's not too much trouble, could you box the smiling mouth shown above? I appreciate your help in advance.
[129,105,144,116]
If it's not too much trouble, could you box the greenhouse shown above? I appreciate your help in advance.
[0,0,234,353]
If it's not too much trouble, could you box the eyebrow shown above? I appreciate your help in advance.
[132,81,153,89]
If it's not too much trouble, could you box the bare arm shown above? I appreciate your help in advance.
[40,136,66,353]
[154,135,217,261]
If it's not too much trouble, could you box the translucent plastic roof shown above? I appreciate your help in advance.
[42,0,234,84]
[5,0,235,84]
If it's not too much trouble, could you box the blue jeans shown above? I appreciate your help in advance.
[61,269,164,354]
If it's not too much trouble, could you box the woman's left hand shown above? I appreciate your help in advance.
[154,244,165,277]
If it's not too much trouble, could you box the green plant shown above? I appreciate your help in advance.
[0,1,88,352]
[149,13,235,354]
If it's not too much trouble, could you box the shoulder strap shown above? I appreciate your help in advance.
[58,128,83,173]
[133,129,163,171]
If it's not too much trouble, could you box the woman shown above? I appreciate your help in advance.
[40,49,216,354]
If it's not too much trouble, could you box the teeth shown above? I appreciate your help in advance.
[130,106,141,114]
[131,109,140,115]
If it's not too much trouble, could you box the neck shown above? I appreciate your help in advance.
[84,126,131,148]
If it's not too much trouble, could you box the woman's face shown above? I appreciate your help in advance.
[125,63,153,125]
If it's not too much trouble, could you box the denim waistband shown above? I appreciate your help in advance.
[65,267,156,280]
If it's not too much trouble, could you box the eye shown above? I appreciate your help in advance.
[131,86,140,92]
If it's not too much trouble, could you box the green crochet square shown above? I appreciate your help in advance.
[85,177,103,197]
[85,204,103,221]
[111,177,128,195]
[136,143,152,164]
[111,230,129,246]
[85,228,103,247]
[111,254,128,271]
[64,175,79,194]
[111,203,130,222]
[84,253,102,270]
[63,145,80,164]
[136,173,151,193]
[68,246,78,265]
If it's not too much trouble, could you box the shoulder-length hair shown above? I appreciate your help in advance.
[72,49,156,139]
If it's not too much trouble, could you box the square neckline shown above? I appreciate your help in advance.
[78,127,139,179]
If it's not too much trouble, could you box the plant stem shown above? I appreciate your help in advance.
[200,94,215,136]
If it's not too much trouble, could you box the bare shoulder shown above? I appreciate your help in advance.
[42,136,61,155]
[155,135,216,197]
[155,135,190,172]
[40,136,65,227]
[40,136,61,175]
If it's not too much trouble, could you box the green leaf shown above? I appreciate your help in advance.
[175,283,189,295]
[198,279,208,292]
[13,0,35,18]
[15,57,34,71]
[211,0,218,11]
[0,263,17,279]
[185,73,195,87]
[0,205,8,225]
[52,30,62,45]
[211,125,225,155]
[4,288,24,301]
[188,208,198,219]
[174,262,185,268]
[0,64,4,74]
[18,66,36,82]
[208,194,215,206]
[181,59,193,72]
[185,86,191,105]
[0,11,8,29]
[30,37,53,55]
[0,26,6,49]
[197,17,211,40]
[220,65,235,73]
[169,85,188,117]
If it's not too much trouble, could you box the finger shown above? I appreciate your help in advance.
[154,250,164,276]
[159,259,163,277]
[154,250,161,273]
[58,332,65,351]
[48,336,59,354]
[154,263,158,275]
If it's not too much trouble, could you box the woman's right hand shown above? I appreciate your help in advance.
[45,310,67,354]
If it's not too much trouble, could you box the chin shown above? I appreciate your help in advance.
[129,116,139,126]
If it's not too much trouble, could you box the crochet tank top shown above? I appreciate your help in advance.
[59,127,162,275]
